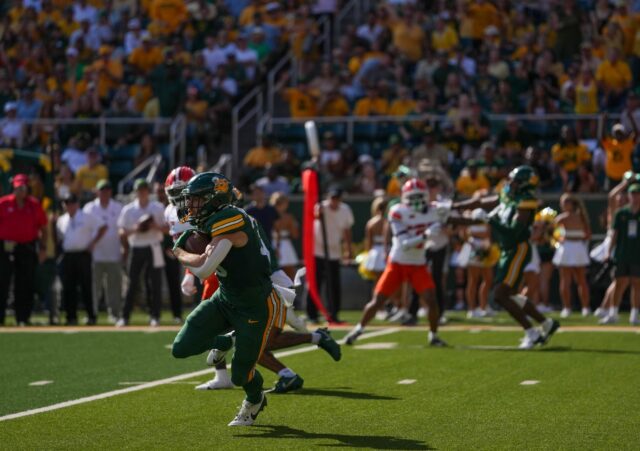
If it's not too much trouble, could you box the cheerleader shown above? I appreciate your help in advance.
[271,192,300,281]
[527,208,557,313]
[363,197,388,279]
[553,193,592,317]
[462,209,499,318]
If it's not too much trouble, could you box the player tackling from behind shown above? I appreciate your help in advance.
[345,178,447,346]
[453,166,560,349]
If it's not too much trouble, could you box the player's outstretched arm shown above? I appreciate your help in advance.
[452,194,499,211]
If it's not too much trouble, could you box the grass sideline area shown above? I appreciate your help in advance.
[1,312,639,450]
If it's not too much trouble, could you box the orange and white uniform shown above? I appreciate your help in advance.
[375,202,446,296]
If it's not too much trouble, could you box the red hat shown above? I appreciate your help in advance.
[12,173,29,188]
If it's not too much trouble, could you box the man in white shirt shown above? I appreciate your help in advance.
[307,188,353,323]
[57,194,107,325]
[83,180,123,322]
[233,35,258,80]
[73,0,98,24]
[202,35,228,74]
[117,179,167,327]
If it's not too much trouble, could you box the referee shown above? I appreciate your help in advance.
[57,194,107,325]
[0,174,47,326]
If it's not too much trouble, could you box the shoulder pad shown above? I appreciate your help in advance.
[517,195,539,210]
[207,206,247,237]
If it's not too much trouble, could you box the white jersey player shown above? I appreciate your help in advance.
[345,178,448,346]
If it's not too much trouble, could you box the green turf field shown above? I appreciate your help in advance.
[1,313,639,450]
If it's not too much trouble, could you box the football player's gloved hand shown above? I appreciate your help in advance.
[425,223,442,237]
[181,273,197,296]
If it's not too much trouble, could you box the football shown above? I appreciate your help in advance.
[184,231,211,254]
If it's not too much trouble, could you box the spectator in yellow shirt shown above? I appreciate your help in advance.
[469,0,500,40]
[282,80,319,118]
[575,68,599,114]
[128,77,153,113]
[128,34,164,75]
[150,0,188,35]
[243,135,282,169]
[551,125,591,191]
[354,88,389,117]
[596,47,632,108]
[90,46,123,100]
[431,16,459,54]
[75,148,108,200]
[455,160,490,198]
[389,85,416,117]
[601,123,638,184]
[390,14,426,62]
[38,0,62,25]
[318,89,350,117]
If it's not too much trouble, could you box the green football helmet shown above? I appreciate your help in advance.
[179,172,235,225]
[504,165,539,198]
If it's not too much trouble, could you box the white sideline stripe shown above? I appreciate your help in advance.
[29,381,53,386]
[0,327,400,422]
[120,381,202,386]
[520,380,540,386]
[397,379,416,385]
[353,342,397,350]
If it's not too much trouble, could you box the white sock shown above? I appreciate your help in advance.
[278,368,296,378]
[215,368,230,380]
[610,306,620,316]
[631,308,639,317]
[428,331,436,341]
[355,323,364,333]
[311,332,321,344]
[525,328,538,339]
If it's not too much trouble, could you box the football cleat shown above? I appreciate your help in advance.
[344,328,363,345]
[206,332,235,366]
[195,374,234,390]
[429,336,448,347]
[228,393,267,426]
[273,374,304,394]
[316,328,341,361]
[593,307,607,319]
[599,314,619,325]
[539,319,560,345]
[519,330,541,350]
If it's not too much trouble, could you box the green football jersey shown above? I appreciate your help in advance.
[200,206,272,299]
[488,191,538,249]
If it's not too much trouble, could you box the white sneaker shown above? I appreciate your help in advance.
[173,316,183,325]
[481,308,497,317]
[630,313,639,326]
[417,307,427,318]
[108,314,118,324]
[518,330,542,350]
[466,308,482,319]
[537,304,552,314]
[599,314,619,325]
[206,333,235,366]
[195,375,234,390]
[115,318,127,327]
[228,393,267,426]
[454,301,465,311]
[439,316,448,325]
[149,318,159,327]
[581,308,591,317]
[594,307,606,319]
[560,308,571,318]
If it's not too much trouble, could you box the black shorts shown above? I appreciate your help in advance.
[615,262,640,278]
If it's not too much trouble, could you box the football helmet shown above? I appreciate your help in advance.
[504,165,539,198]
[179,172,235,225]
[401,178,427,212]
[164,166,196,205]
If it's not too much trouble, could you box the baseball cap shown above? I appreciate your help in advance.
[628,183,640,193]
[612,123,626,134]
[328,187,343,198]
[12,173,29,188]
[4,102,17,113]
[134,178,149,191]
[96,179,112,190]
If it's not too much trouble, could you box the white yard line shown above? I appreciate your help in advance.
[0,327,400,422]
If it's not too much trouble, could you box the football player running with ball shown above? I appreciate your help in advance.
[345,178,448,347]
[171,172,298,426]
[452,166,560,349]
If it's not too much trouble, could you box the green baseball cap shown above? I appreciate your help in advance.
[96,179,112,190]
[628,183,640,193]
[134,178,149,191]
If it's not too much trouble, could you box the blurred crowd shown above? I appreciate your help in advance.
[256,0,640,196]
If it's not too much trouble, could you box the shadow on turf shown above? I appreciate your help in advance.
[236,425,433,450]
[288,387,399,401]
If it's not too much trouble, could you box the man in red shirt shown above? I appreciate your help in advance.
[0,174,47,326]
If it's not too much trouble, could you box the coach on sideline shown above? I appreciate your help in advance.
[117,179,167,327]
[0,173,47,326]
